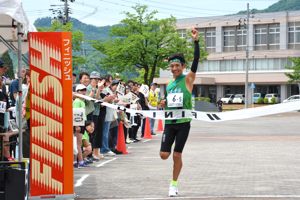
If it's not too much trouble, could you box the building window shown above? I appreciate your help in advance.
[193,58,293,73]
[255,28,267,45]
[224,30,235,47]
[288,26,300,44]
[269,27,280,45]
[237,30,247,46]
[206,31,216,48]
[177,29,186,39]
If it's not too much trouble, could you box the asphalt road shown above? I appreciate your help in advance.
[74,111,300,200]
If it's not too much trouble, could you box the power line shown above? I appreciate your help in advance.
[143,0,238,12]
[120,0,226,16]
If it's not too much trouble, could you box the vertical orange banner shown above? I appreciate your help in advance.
[29,32,73,198]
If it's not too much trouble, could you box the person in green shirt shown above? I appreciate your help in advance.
[160,28,200,197]
[73,84,90,168]
[82,120,94,164]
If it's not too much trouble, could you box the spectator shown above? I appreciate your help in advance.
[82,120,94,164]
[9,66,26,106]
[136,83,149,138]
[0,76,10,158]
[86,71,104,161]
[78,72,94,121]
[123,85,131,143]
[107,80,122,154]
[148,82,158,135]
[16,70,30,158]
[73,84,90,168]
[72,73,76,92]
[129,82,141,142]
[0,60,6,93]
[127,80,134,88]
[216,97,223,112]
[16,70,29,128]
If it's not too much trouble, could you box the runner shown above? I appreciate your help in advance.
[160,27,200,197]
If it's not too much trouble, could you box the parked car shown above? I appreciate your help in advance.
[253,93,264,104]
[265,93,280,103]
[233,94,245,104]
[283,95,300,103]
[221,94,235,104]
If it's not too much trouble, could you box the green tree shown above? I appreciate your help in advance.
[285,57,300,84]
[91,5,208,86]
[0,51,15,79]
[36,21,86,67]
[284,57,300,95]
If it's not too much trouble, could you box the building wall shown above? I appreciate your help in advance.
[157,10,300,103]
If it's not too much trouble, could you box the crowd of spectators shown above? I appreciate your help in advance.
[0,64,159,168]
[72,71,159,168]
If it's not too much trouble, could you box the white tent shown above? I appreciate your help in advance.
[0,0,37,61]
[0,0,37,161]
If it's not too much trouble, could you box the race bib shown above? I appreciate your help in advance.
[167,93,183,108]
[0,101,7,113]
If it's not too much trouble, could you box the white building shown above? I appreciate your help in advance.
[154,10,300,103]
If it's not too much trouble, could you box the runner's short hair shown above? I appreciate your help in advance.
[168,53,185,65]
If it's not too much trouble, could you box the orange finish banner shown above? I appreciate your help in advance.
[29,32,73,197]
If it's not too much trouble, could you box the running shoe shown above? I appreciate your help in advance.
[103,151,116,156]
[73,162,78,168]
[169,184,179,197]
[84,157,93,164]
[78,161,90,167]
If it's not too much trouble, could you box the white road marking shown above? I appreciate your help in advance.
[96,158,117,167]
[74,174,89,187]
[101,195,300,199]
[141,195,300,199]
[143,139,151,143]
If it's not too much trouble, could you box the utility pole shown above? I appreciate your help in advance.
[82,41,86,72]
[245,3,250,109]
[239,4,251,109]
[50,0,74,25]
[64,0,69,24]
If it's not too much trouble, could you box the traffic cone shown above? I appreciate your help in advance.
[116,121,131,155]
[156,119,164,131]
[142,117,154,139]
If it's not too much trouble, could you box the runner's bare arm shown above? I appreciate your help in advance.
[185,27,200,93]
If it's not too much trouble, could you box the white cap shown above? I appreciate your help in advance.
[76,84,87,91]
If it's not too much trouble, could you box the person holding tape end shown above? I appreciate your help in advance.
[160,27,200,197]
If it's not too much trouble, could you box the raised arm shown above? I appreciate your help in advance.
[185,27,200,93]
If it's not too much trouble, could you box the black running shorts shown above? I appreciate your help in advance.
[160,122,191,153]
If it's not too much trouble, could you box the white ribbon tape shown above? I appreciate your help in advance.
[75,94,300,122]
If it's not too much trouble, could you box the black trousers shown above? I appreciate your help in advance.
[93,115,105,148]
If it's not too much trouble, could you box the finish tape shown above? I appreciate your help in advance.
[75,94,300,122]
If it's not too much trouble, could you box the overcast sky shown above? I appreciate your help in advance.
[23,0,280,27]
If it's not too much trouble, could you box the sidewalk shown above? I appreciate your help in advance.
[222,103,267,110]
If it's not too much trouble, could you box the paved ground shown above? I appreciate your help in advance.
[74,111,300,200]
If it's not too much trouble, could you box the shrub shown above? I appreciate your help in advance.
[257,97,264,104]
[204,98,211,102]
[264,97,269,104]
[271,97,276,104]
